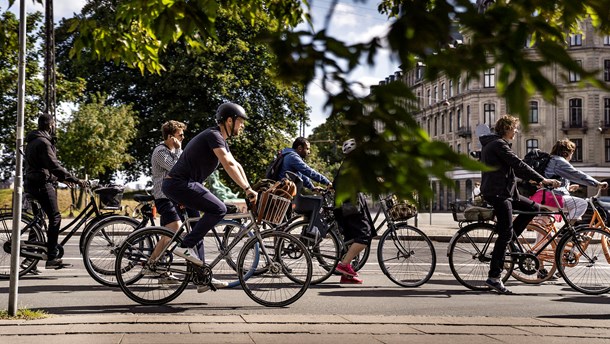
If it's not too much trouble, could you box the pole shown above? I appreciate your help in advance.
[9,0,28,316]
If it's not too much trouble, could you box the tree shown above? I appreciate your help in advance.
[56,93,138,206]
[64,0,610,202]
[54,1,307,187]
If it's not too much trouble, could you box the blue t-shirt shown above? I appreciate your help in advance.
[169,126,228,183]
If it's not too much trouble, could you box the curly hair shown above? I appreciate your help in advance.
[550,139,576,158]
[494,115,519,137]
[161,120,187,140]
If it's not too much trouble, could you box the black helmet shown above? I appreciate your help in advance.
[215,103,248,123]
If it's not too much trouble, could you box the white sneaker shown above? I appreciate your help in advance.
[174,247,203,266]
[197,278,229,293]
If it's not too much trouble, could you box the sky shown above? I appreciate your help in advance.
[1,0,400,136]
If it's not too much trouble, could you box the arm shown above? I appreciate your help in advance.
[41,142,79,184]
[285,154,331,187]
[213,147,256,198]
[152,146,180,173]
[552,158,600,187]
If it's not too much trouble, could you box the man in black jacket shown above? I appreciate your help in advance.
[480,115,559,294]
[24,114,84,269]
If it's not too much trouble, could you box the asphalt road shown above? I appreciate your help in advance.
[2,239,609,319]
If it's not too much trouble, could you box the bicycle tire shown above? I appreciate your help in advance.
[237,230,312,307]
[82,216,140,287]
[283,219,340,284]
[115,226,190,305]
[556,227,610,295]
[377,223,436,287]
[511,222,558,284]
[205,220,257,288]
[448,222,514,290]
[0,212,45,278]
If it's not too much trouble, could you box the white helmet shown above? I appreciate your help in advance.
[342,139,356,154]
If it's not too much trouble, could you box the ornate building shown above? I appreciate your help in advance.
[381,21,610,211]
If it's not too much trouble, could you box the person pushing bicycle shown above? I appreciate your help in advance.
[162,103,257,292]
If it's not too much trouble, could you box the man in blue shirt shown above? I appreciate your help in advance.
[277,137,331,191]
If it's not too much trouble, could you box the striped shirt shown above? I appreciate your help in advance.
[151,143,182,199]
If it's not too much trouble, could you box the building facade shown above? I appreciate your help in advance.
[387,21,610,211]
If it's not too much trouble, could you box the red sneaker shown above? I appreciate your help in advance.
[340,275,363,284]
[335,262,358,277]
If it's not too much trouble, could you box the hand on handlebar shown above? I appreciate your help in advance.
[246,188,258,201]
[540,178,560,189]
[599,182,609,190]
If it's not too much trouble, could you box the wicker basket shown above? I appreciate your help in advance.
[384,195,417,221]
[95,186,124,210]
[257,190,292,225]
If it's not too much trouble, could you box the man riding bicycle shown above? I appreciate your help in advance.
[162,103,257,292]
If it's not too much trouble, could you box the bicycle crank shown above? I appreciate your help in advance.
[516,253,539,275]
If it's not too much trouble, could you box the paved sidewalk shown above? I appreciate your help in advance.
[1,313,609,343]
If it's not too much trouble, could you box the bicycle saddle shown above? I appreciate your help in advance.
[133,194,155,202]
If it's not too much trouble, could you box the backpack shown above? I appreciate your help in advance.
[518,149,552,197]
[264,150,285,180]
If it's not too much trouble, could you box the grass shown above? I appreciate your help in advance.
[0,188,140,217]
[0,308,49,320]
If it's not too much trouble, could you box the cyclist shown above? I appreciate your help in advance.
[149,120,199,283]
[162,103,257,293]
[480,115,560,294]
[24,114,85,270]
[333,139,372,284]
[544,139,608,223]
[277,137,332,192]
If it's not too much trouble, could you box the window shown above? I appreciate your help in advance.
[466,105,471,126]
[449,80,454,97]
[605,98,610,127]
[526,139,539,153]
[441,113,445,134]
[467,142,471,155]
[605,36,610,46]
[571,138,583,162]
[484,68,495,88]
[605,60,610,82]
[434,86,438,103]
[427,89,431,106]
[448,111,453,132]
[427,118,431,134]
[606,139,610,162]
[457,108,462,129]
[441,83,446,100]
[457,77,462,94]
[569,34,582,46]
[529,101,539,123]
[569,60,582,82]
[457,143,461,154]
[569,98,583,127]
[434,116,438,136]
[484,103,495,125]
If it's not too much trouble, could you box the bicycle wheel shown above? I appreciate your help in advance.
[448,222,514,290]
[511,222,558,284]
[202,220,256,288]
[284,219,340,284]
[556,227,610,295]
[115,226,191,305]
[0,212,45,278]
[82,216,140,287]
[238,230,312,307]
[377,224,436,287]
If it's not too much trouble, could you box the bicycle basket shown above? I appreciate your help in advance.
[385,195,417,221]
[463,206,494,222]
[95,186,124,210]
[257,189,292,225]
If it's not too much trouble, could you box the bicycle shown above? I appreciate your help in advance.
[282,173,436,287]
[0,181,132,279]
[447,186,610,294]
[114,196,313,307]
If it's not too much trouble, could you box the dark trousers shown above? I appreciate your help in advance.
[484,194,539,279]
[26,183,62,260]
[162,178,226,248]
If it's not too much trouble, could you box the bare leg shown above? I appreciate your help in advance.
[342,243,367,265]
[150,220,180,262]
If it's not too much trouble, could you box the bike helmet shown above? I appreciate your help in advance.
[342,139,356,154]
[215,103,248,123]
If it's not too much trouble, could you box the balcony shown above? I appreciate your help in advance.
[561,120,588,134]
[457,126,472,138]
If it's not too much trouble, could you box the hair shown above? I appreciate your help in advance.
[550,139,576,158]
[161,120,187,140]
[494,115,519,137]
[37,114,54,131]
[292,137,309,150]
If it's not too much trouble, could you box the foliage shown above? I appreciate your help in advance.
[56,93,138,180]
[67,0,610,203]
[55,1,306,186]
[0,308,48,320]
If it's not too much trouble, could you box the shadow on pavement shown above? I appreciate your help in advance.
[37,303,266,315]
